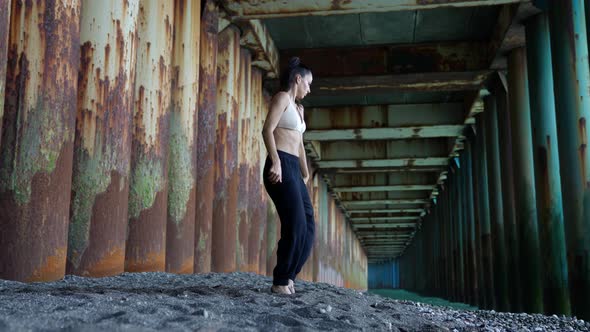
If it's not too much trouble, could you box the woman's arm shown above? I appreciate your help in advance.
[262,92,289,183]
[299,137,309,183]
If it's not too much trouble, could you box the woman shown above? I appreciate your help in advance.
[262,57,315,295]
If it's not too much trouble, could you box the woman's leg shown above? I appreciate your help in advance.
[291,178,316,280]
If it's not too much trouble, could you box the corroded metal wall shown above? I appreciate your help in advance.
[165,0,201,275]
[68,0,139,277]
[125,0,174,272]
[0,0,80,282]
[194,0,218,274]
[0,2,368,290]
[0,0,10,139]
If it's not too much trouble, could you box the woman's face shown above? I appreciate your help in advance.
[296,73,313,100]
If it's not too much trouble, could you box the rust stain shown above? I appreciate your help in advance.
[166,187,196,274]
[73,247,125,278]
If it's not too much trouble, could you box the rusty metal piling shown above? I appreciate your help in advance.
[525,13,571,315]
[549,0,590,319]
[68,0,140,277]
[0,0,80,282]
[0,0,10,143]
[125,0,174,273]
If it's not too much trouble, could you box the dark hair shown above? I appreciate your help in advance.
[279,57,311,92]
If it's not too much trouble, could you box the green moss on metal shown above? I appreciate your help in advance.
[167,111,195,225]
[128,154,164,219]
[68,139,117,267]
[0,98,70,205]
[198,233,208,251]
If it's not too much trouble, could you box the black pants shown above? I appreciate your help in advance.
[263,150,315,286]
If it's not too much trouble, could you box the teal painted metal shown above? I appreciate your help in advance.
[507,47,544,314]
[549,0,590,320]
[493,73,522,312]
[474,113,495,310]
[483,96,510,312]
[525,13,571,316]
[454,164,466,303]
[464,135,479,307]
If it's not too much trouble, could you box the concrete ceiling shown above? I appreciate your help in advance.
[221,0,536,263]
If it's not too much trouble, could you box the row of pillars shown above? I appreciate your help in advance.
[399,0,590,320]
[0,0,369,288]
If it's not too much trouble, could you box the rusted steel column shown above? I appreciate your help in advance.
[0,0,10,140]
[483,95,510,311]
[471,127,486,309]
[454,162,466,303]
[165,0,200,274]
[475,113,496,310]
[464,134,479,307]
[526,13,571,315]
[493,73,522,312]
[194,0,218,274]
[0,0,79,282]
[459,151,472,305]
[67,0,139,277]
[212,26,240,273]
[237,47,252,272]
[549,0,590,320]
[125,0,174,272]
[507,47,544,313]
[249,68,266,274]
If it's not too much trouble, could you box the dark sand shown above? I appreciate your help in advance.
[0,272,588,331]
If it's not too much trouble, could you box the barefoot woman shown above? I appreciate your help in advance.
[262,57,314,295]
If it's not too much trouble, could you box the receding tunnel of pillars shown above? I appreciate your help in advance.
[0,0,367,290]
[378,2,590,320]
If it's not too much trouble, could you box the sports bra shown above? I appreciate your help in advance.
[276,100,306,133]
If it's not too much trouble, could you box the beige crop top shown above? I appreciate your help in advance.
[276,100,306,133]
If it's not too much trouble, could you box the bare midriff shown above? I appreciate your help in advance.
[273,127,302,157]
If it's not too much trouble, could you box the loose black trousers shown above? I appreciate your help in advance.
[263,150,315,286]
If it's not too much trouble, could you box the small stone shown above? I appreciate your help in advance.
[326,305,332,313]
[319,308,326,314]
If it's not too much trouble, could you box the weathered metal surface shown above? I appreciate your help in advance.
[525,13,571,315]
[0,0,10,142]
[483,95,510,311]
[0,0,80,282]
[165,0,201,275]
[267,71,490,97]
[281,43,488,77]
[548,0,590,319]
[317,158,448,169]
[67,0,139,277]
[305,126,464,141]
[492,71,522,312]
[507,47,544,313]
[464,136,479,306]
[212,26,240,273]
[235,19,279,78]
[221,0,521,19]
[194,0,218,274]
[474,113,496,309]
[237,47,252,272]
[125,0,174,272]
[333,185,433,193]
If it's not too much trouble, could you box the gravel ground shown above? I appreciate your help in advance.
[0,272,588,331]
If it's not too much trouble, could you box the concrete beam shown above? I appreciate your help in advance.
[333,185,434,192]
[234,19,280,78]
[317,157,448,169]
[351,217,418,222]
[348,209,423,214]
[281,43,489,77]
[305,125,465,141]
[221,0,521,19]
[342,199,428,206]
[320,139,453,160]
[352,223,417,228]
[266,71,491,96]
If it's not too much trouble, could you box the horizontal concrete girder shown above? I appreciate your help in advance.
[281,43,489,77]
[234,19,280,78]
[351,217,418,222]
[348,209,423,214]
[305,125,465,141]
[332,185,434,192]
[320,139,453,160]
[266,71,491,96]
[342,199,428,206]
[352,223,417,229]
[317,158,449,169]
[221,0,521,19]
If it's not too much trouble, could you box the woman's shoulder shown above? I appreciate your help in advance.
[272,91,290,102]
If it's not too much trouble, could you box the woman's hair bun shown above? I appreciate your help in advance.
[288,57,301,68]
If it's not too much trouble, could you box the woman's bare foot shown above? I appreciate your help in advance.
[270,285,292,295]
[288,279,295,294]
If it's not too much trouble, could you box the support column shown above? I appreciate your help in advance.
[549,0,590,319]
[475,112,496,310]
[68,0,139,277]
[508,47,544,313]
[194,0,219,273]
[0,0,80,282]
[465,134,479,307]
[525,13,571,315]
[484,95,510,311]
[125,0,174,273]
[0,0,10,144]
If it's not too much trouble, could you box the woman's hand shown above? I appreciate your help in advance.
[269,160,282,184]
[302,173,309,184]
